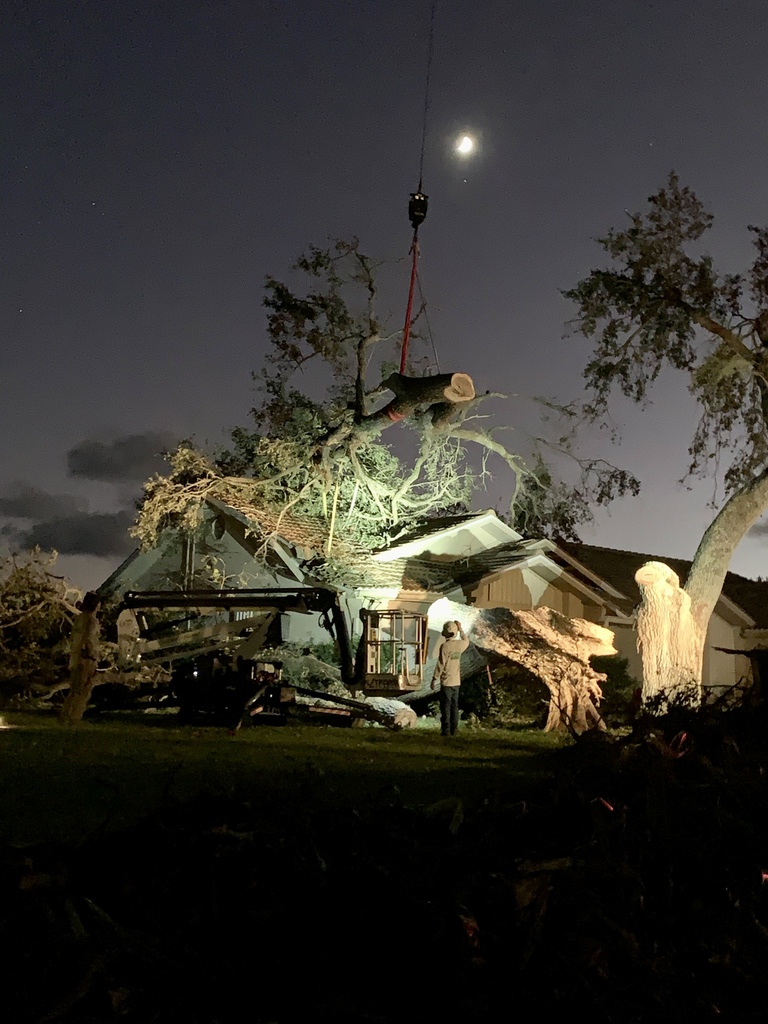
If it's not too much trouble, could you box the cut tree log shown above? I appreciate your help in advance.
[372,370,475,421]
[371,372,476,424]
[321,372,476,449]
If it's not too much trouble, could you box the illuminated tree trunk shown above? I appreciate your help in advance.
[60,608,101,725]
[635,467,768,712]
[60,662,99,725]
[436,602,616,735]
[471,608,612,734]
[634,562,703,709]
[541,660,607,734]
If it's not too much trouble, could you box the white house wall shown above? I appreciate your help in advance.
[607,613,752,690]
[702,613,752,692]
[465,566,605,623]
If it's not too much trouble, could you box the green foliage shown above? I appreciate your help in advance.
[255,239,383,431]
[135,236,637,557]
[301,639,341,667]
[591,654,640,726]
[134,240,484,552]
[565,172,768,495]
[0,550,78,703]
[510,452,639,540]
[460,662,548,728]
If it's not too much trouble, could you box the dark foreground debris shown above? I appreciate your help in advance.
[5,707,768,1021]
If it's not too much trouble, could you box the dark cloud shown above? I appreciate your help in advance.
[0,483,88,521]
[67,432,176,483]
[18,511,136,557]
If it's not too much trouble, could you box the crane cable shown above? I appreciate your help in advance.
[399,0,437,375]
[416,267,441,372]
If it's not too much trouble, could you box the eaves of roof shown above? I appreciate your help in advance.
[559,541,762,627]
[373,509,522,562]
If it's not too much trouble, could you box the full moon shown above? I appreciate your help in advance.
[456,134,475,155]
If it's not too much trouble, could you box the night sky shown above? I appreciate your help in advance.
[3,0,768,591]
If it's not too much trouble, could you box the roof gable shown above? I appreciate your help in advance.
[374,509,522,563]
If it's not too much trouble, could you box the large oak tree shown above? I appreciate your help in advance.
[566,173,768,706]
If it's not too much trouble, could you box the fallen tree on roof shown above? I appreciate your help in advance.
[132,239,635,560]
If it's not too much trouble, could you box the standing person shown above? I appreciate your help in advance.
[430,620,469,736]
[61,591,101,725]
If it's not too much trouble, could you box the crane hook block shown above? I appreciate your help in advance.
[408,192,429,230]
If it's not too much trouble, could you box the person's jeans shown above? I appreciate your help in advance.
[440,685,460,735]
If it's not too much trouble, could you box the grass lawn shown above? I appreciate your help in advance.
[0,711,566,846]
[7,708,768,1021]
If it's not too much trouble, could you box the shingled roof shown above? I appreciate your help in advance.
[207,496,359,560]
[557,541,768,627]
[338,555,458,592]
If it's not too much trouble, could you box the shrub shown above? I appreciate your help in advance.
[0,550,79,706]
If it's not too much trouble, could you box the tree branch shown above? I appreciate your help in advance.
[691,310,754,361]
[685,464,768,625]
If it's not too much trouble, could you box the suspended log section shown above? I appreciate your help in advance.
[323,372,476,449]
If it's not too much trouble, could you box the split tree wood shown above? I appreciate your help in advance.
[436,601,616,734]
[370,372,475,425]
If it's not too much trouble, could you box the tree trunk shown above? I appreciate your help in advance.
[321,372,476,449]
[685,466,768,630]
[365,372,475,426]
[635,562,703,710]
[59,662,98,725]
[60,607,101,724]
[634,467,768,711]
[436,602,616,734]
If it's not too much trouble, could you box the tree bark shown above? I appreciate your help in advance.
[436,602,615,734]
[59,662,98,725]
[685,466,768,631]
[60,608,101,725]
[634,467,768,711]
[365,372,475,426]
[635,562,703,709]
[320,372,476,450]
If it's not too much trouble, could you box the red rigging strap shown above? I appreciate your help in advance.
[399,230,420,374]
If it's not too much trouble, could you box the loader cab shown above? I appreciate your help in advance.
[359,608,428,695]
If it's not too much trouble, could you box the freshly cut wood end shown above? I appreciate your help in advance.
[443,373,475,403]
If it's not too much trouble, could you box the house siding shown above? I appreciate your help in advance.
[607,614,752,691]
[466,567,608,622]
[607,622,642,683]
[703,614,752,692]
